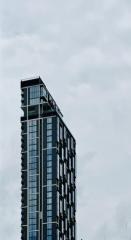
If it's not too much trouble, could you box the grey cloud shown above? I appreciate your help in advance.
[93,201,131,240]
[1,0,131,239]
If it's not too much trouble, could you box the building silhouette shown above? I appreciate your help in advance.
[21,77,76,240]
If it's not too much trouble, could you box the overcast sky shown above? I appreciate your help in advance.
[0,0,131,239]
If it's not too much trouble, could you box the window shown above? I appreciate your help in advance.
[47,229,52,235]
[29,199,37,206]
[47,155,52,161]
[47,223,52,229]
[64,127,66,139]
[29,175,37,182]
[47,186,52,192]
[47,161,52,167]
[47,211,52,217]
[29,168,37,175]
[47,205,52,210]
[47,180,52,185]
[29,194,37,201]
[60,125,63,140]
[47,198,52,204]
[29,144,37,151]
[47,174,52,180]
[47,168,52,174]
[29,231,38,239]
[29,218,37,225]
[47,192,52,198]
[29,162,37,170]
[29,212,37,219]
[29,225,37,232]
[30,98,39,105]
[47,149,52,155]
[47,236,52,240]
[47,143,52,149]
[47,118,52,124]
[47,130,52,136]
[29,157,38,164]
[29,86,40,105]
[29,150,38,157]
[47,217,52,222]
[29,120,37,126]
[29,138,37,145]
[68,137,70,150]
[29,125,37,133]
[46,118,53,236]
[29,132,37,139]
[29,181,37,188]
[29,205,37,212]
[47,124,52,130]
[29,188,37,194]
[47,136,52,143]
[47,223,52,240]
[40,86,48,100]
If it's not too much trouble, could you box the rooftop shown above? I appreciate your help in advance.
[21,76,63,118]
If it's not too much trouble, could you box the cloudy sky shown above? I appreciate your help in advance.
[0,0,131,239]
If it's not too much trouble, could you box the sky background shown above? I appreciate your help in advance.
[0,0,131,239]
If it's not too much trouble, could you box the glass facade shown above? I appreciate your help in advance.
[21,77,76,240]
[46,118,53,239]
[28,120,39,240]
[29,86,40,105]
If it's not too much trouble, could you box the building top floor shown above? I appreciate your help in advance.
[21,76,63,118]
[21,76,76,143]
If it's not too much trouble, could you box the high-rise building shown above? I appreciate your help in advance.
[21,77,76,240]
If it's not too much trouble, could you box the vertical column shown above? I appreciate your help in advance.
[21,121,28,240]
[46,118,53,240]
[43,117,53,240]
[28,120,39,240]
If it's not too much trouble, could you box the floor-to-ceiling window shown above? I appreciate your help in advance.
[28,119,39,240]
